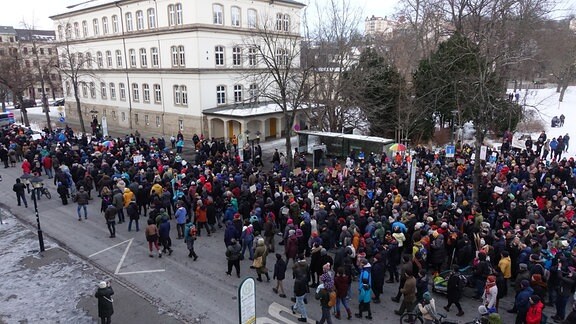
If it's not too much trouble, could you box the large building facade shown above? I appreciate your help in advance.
[50,0,305,139]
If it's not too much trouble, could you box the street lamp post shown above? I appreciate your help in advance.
[30,176,45,252]
[450,110,458,146]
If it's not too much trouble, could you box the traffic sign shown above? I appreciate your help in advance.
[59,117,65,123]
[446,145,455,158]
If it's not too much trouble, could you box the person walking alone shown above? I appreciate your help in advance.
[104,204,117,238]
[272,253,287,298]
[226,238,242,277]
[76,186,90,221]
[95,281,114,324]
[145,219,161,258]
[184,218,199,260]
[12,178,28,208]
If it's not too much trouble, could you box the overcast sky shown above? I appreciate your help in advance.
[1,0,574,31]
[1,0,396,30]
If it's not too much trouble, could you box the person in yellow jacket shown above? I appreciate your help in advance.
[123,188,134,207]
[150,181,163,197]
[498,250,512,284]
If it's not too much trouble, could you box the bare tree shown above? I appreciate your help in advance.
[302,0,364,132]
[242,14,313,169]
[21,22,55,132]
[0,42,36,126]
[54,22,95,134]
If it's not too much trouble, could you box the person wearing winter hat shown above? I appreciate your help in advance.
[515,279,534,324]
[95,280,114,324]
[418,291,437,324]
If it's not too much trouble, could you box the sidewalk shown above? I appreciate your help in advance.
[0,209,183,324]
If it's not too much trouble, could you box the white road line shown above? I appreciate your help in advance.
[114,238,133,274]
[268,302,315,324]
[255,316,281,324]
[117,269,166,275]
[88,239,132,258]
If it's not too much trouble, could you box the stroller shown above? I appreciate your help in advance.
[432,265,473,294]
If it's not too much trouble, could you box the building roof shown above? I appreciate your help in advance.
[15,29,56,42]
[0,26,16,35]
[51,0,305,19]
[203,102,313,118]
[296,130,395,144]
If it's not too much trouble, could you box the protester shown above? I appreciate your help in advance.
[95,281,114,324]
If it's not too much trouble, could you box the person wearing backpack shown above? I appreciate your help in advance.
[444,265,465,316]
[418,292,437,324]
[315,275,334,324]
[356,277,373,320]
[184,219,198,260]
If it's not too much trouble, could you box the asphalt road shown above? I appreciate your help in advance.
[0,114,541,324]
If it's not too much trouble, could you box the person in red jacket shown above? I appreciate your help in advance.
[42,155,53,178]
[526,295,544,324]
[21,158,31,174]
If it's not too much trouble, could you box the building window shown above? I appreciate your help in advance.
[77,53,84,68]
[171,45,185,66]
[82,82,88,97]
[86,52,93,68]
[213,4,223,25]
[101,82,107,99]
[174,85,181,104]
[248,47,257,66]
[134,113,139,125]
[102,17,109,35]
[181,85,188,105]
[247,9,257,28]
[103,109,107,116]
[125,12,133,32]
[147,8,156,28]
[110,83,116,99]
[96,51,103,68]
[151,47,159,67]
[175,3,183,25]
[82,20,88,37]
[112,15,119,33]
[283,14,291,31]
[132,83,139,101]
[57,25,63,40]
[156,116,161,127]
[232,46,241,66]
[140,48,147,67]
[74,22,80,38]
[178,120,184,131]
[168,4,175,26]
[154,84,161,103]
[143,83,150,102]
[106,50,112,67]
[231,6,241,27]
[119,83,126,100]
[215,46,224,66]
[112,110,117,120]
[136,11,144,30]
[276,48,288,66]
[65,81,71,96]
[216,85,226,105]
[249,83,258,101]
[129,49,136,67]
[145,114,149,125]
[121,112,125,121]
[93,19,100,36]
[116,50,123,67]
[90,82,96,98]
[276,13,283,31]
[234,84,243,103]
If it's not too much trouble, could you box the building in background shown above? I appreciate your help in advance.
[0,26,62,103]
[50,0,307,139]
[364,15,397,37]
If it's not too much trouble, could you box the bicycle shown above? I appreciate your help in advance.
[40,187,52,199]
[399,311,453,324]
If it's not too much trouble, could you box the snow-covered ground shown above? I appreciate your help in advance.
[0,211,94,324]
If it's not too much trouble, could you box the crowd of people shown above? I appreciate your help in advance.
[3,122,576,324]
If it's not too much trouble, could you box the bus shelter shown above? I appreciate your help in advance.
[296,130,395,160]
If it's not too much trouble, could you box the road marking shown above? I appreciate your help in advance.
[114,238,133,274]
[258,302,315,324]
[117,269,166,275]
[88,238,165,275]
[89,239,131,258]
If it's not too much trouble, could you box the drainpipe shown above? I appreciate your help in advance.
[115,1,132,130]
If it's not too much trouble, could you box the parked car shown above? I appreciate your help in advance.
[15,99,37,109]
[53,99,65,106]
